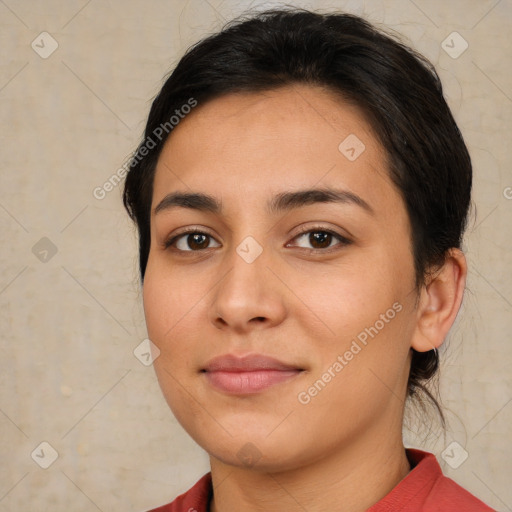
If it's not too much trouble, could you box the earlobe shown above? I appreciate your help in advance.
[411,249,467,353]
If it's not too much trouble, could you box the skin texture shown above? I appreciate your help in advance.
[142,84,467,512]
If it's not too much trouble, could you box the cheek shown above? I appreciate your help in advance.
[143,260,199,343]
[142,265,203,420]
[293,249,416,400]
[143,273,170,344]
[295,256,406,338]
[142,259,215,383]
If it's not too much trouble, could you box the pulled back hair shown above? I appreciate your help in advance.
[123,8,472,424]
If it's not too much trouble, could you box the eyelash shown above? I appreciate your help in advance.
[163,225,352,254]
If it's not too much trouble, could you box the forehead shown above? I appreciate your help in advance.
[152,85,399,216]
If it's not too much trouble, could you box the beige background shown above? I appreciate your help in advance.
[0,0,511,510]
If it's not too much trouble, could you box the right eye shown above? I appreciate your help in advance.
[164,230,221,252]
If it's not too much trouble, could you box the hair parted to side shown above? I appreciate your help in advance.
[123,7,472,426]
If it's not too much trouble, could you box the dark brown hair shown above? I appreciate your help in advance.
[123,8,472,423]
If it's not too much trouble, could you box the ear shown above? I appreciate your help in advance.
[411,248,467,352]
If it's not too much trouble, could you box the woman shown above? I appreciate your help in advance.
[123,8,495,512]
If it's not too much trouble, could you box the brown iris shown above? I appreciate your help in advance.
[308,231,332,249]
[186,233,210,250]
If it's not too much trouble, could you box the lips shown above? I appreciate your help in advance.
[202,354,304,394]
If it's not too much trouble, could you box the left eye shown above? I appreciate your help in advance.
[289,229,350,251]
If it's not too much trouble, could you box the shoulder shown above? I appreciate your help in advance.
[143,472,212,512]
[425,470,496,512]
[368,449,496,512]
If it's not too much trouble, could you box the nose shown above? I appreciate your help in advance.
[208,240,287,334]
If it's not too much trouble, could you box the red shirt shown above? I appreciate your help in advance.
[146,449,495,511]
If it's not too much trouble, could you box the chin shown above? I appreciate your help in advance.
[206,437,311,473]
[183,412,323,472]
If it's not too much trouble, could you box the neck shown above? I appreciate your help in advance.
[209,428,411,512]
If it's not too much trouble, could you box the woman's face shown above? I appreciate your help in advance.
[143,85,420,471]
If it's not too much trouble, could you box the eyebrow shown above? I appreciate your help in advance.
[153,187,374,216]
